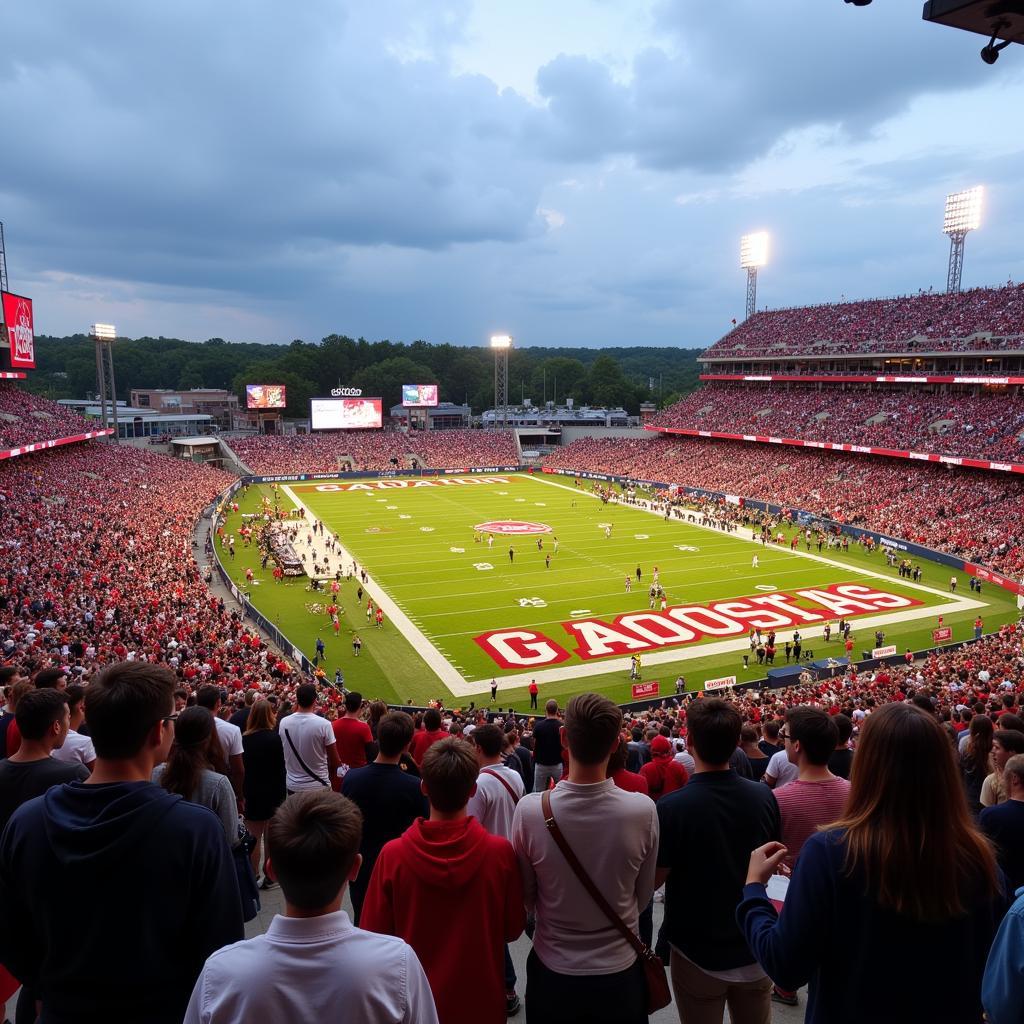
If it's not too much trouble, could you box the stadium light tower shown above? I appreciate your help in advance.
[740,232,769,320]
[943,186,983,295]
[91,323,119,442]
[490,334,512,429]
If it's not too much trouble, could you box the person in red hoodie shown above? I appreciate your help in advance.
[361,737,526,1024]
[409,707,448,765]
[640,735,688,800]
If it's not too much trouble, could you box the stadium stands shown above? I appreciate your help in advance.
[0,443,305,693]
[543,435,1024,579]
[230,428,518,476]
[650,384,1024,462]
[0,382,97,451]
[703,283,1024,360]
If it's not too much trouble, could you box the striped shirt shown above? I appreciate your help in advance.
[773,777,851,868]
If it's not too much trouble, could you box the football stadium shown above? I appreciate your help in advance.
[2,4,1024,1024]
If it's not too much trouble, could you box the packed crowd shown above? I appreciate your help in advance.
[704,283,1024,360]
[650,384,1024,462]
[3,640,1024,1023]
[0,442,307,696]
[230,428,519,476]
[0,383,96,450]
[543,435,1024,579]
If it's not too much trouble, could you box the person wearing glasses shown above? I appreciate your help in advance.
[154,706,240,849]
[0,661,243,1024]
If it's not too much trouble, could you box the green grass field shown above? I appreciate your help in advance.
[216,472,1019,709]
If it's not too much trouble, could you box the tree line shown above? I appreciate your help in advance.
[24,333,704,418]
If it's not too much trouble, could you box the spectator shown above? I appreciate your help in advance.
[409,707,448,765]
[608,737,650,796]
[982,886,1024,1024]
[332,690,374,776]
[740,724,770,781]
[769,707,851,1007]
[228,688,257,731]
[827,714,854,780]
[640,734,689,800]
[0,669,29,758]
[531,699,564,792]
[154,706,240,849]
[184,790,438,1024]
[0,688,88,833]
[512,693,659,1024]
[980,729,1024,808]
[341,711,427,925]
[763,735,799,789]
[961,714,995,816]
[279,683,340,793]
[362,738,525,1024]
[467,723,525,838]
[656,697,780,1024]
[979,753,1024,893]
[739,703,1006,1024]
[0,661,243,1024]
[196,684,245,812]
[48,683,96,774]
[242,699,287,885]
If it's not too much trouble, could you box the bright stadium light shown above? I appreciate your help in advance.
[740,232,769,320]
[943,187,984,295]
[490,334,512,428]
[89,323,119,441]
[740,232,770,269]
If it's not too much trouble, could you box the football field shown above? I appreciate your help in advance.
[219,472,1014,708]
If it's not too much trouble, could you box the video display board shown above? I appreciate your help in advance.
[246,384,287,409]
[310,397,383,430]
[402,383,439,407]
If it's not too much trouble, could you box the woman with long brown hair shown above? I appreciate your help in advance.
[960,713,994,816]
[153,706,238,848]
[739,702,1006,1024]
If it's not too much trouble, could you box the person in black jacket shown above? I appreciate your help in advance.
[242,698,287,885]
[0,661,243,1024]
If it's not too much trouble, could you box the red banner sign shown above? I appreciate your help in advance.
[2,292,35,369]
[932,626,952,643]
[631,681,659,699]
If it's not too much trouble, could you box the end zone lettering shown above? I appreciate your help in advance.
[472,583,923,668]
[314,476,510,492]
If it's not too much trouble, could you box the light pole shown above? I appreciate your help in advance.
[490,334,511,428]
[943,187,983,295]
[740,232,769,320]
[91,323,119,441]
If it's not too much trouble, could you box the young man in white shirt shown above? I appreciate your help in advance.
[511,692,659,1024]
[467,723,524,840]
[50,684,95,773]
[279,683,341,793]
[196,684,245,811]
[184,790,437,1024]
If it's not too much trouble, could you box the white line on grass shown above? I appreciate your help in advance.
[281,485,467,692]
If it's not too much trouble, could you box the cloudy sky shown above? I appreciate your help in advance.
[4,0,1023,348]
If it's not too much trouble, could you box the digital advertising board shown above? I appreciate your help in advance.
[246,384,287,410]
[1,292,35,369]
[402,383,439,407]
[310,397,383,430]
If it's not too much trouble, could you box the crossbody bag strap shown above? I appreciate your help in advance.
[481,767,520,805]
[540,789,650,961]
[283,727,330,788]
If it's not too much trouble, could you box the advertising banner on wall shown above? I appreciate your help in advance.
[1,292,35,369]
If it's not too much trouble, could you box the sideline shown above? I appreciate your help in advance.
[281,485,466,691]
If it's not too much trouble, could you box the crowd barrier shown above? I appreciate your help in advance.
[242,465,523,485]
[0,428,115,462]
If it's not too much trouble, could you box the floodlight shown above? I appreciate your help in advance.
[90,323,117,340]
[943,187,984,234]
[740,232,770,269]
[490,334,512,349]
